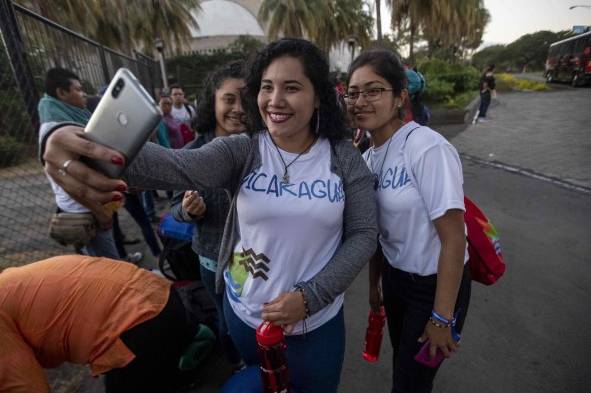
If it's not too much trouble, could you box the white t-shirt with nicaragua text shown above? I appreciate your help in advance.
[224,132,345,334]
[363,121,468,276]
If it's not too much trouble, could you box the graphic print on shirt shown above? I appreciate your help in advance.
[240,170,345,202]
[375,165,411,191]
[225,247,271,302]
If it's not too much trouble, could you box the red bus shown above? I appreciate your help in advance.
[545,30,591,86]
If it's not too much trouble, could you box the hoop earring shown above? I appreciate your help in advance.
[315,108,320,134]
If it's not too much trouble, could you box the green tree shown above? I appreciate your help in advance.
[387,0,431,64]
[16,0,201,55]
[228,35,265,55]
[313,0,373,53]
[471,44,507,71]
[127,0,201,54]
[258,0,373,53]
[388,0,490,63]
[258,0,320,39]
[471,30,575,72]
[504,30,573,72]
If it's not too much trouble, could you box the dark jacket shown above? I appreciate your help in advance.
[170,132,230,261]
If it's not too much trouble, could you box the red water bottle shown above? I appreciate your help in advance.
[362,306,386,362]
[256,321,290,393]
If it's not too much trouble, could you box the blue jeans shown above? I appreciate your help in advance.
[80,228,120,259]
[199,258,241,364]
[224,293,345,393]
[479,90,491,118]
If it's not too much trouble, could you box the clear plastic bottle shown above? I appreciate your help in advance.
[256,321,290,393]
[362,306,386,362]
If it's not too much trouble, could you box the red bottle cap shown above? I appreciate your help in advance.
[256,321,284,346]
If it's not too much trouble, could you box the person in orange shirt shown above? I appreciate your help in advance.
[0,255,196,393]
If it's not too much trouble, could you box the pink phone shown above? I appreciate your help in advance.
[414,328,460,368]
[414,341,445,368]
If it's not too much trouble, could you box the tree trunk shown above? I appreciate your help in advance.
[409,17,415,65]
[376,0,382,42]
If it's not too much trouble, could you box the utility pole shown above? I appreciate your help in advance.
[154,37,168,90]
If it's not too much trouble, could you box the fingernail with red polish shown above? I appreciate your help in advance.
[112,194,123,202]
[116,184,127,192]
[111,156,124,166]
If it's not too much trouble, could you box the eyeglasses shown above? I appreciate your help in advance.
[343,88,394,104]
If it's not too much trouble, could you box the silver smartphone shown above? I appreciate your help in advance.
[83,68,162,178]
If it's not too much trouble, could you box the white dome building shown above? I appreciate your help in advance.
[184,0,356,71]
[186,0,266,53]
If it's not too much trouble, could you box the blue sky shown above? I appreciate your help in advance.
[378,0,591,48]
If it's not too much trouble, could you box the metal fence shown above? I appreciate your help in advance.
[0,1,162,267]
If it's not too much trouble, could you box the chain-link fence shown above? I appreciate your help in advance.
[0,1,162,267]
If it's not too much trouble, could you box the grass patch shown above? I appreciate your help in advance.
[496,73,547,92]
[426,90,478,110]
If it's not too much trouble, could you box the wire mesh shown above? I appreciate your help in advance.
[0,3,162,267]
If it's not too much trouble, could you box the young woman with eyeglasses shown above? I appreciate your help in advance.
[40,38,377,392]
[346,49,471,393]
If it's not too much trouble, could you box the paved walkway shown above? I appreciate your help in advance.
[450,86,591,189]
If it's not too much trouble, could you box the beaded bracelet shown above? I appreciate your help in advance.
[429,316,451,329]
[296,287,310,318]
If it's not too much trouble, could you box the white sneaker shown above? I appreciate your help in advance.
[478,118,489,123]
[126,252,143,263]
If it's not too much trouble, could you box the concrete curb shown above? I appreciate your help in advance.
[430,94,480,126]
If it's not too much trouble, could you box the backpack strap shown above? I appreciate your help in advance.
[184,103,194,117]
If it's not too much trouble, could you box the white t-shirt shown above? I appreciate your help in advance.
[363,121,468,276]
[39,122,90,213]
[171,104,194,125]
[224,132,345,334]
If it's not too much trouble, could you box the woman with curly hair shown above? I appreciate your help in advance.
[169,60,246,370]
[41,38,377,392]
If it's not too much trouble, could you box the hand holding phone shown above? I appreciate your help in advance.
[83,68,162,178]
[414,326,460,368]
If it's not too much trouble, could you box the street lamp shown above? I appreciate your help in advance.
[569,5,591,9]
[154,37,169,90]
[348,37,356,67]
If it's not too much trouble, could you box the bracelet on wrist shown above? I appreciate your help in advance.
[296,287,310,318]
[429,316,451,329]
[431,310,456,327]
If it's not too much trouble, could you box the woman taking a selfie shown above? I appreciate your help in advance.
[41,38,377,392]
[346,49,471,393]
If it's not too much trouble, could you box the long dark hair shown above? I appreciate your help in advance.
[195,60,245,134]
[243,38,348,140]
[347,49,408,120]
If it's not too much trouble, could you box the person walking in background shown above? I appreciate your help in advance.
[0,255,196,393]
[37,67,119,259]
[40,38,377,393]
[170,60,247,371]
[478,64,496,123]
[346,49,471,393]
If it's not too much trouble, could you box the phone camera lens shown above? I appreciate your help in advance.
[111,78,125,98]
